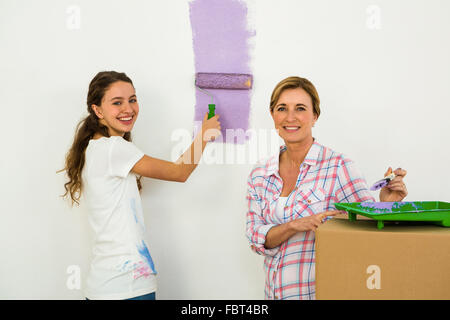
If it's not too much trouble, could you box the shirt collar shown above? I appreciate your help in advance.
[264,139,322,177]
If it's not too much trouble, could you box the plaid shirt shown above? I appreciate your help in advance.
[246,140,375,300]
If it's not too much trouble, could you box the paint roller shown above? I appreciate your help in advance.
[195,72,253,119]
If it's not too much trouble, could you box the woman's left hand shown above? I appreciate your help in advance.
[379,167,408,202]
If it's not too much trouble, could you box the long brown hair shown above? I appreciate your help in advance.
[59,71,142,206]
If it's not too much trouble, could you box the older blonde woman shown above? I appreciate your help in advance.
[246,76,407,300]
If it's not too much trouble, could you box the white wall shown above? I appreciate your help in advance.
[1,0,449,299]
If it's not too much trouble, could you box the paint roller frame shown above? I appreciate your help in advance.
[195,72,253,119]
[195,72,253,90]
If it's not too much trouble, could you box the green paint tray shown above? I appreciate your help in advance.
[334,201,450,230]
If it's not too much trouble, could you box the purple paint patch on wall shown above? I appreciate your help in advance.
[189,0,254,143]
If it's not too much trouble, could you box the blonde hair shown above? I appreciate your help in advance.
[270,76,321,118]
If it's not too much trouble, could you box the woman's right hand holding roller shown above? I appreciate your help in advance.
[202,112,221,142]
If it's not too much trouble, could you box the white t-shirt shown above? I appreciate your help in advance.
[82,136,157,300]
[275,197,288,221]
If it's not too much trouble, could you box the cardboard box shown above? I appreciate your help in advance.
[316,216,450,299]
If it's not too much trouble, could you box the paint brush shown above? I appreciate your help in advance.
[195,72,253,119]
[370,172,396,191]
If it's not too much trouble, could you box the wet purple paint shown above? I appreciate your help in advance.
[370,178,389,191]
[360,202,398,212]
[189,0,254,143]
[360,202,422,214]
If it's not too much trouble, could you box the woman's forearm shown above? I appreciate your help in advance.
[265,211,338,248]
[264,221,297,249]
[175,130,208,181]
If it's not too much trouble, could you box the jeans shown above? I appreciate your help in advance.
[126,292,156,300]
[85,292,156,300]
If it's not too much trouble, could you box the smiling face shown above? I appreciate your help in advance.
[91,81,139,137]
[271,88,318,144]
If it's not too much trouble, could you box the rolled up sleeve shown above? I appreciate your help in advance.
[246,176,280,257]
[335,157,376,203]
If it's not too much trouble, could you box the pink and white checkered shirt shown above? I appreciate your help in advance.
[246,140,375,300]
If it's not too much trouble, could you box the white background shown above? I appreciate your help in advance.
[0,0,449,299]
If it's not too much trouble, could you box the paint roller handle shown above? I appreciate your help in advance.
[208,104,216,119]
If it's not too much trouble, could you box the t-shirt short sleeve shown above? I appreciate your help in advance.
[108,137,144,178]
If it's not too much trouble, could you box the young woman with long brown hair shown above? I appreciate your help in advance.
[60,71,221,300]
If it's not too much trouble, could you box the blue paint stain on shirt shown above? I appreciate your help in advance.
[130,198,138,223]
[137,240,157,274]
